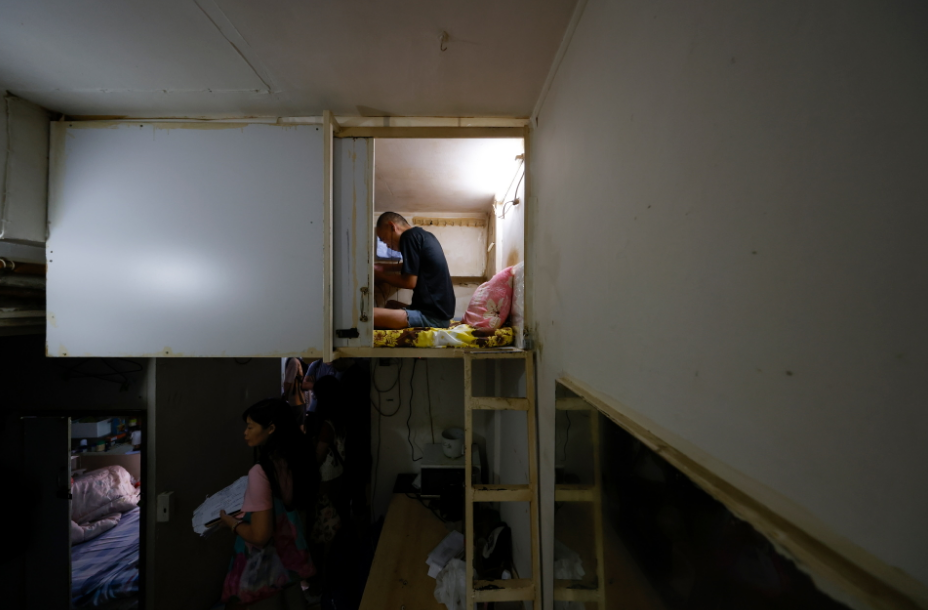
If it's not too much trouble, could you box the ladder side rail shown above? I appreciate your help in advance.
[464,355,476,610]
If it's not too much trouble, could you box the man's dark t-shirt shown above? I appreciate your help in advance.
[399,227,455,321]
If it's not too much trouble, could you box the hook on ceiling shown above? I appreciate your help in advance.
[439,30,449,52]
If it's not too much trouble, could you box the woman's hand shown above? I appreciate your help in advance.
[219,509,239,530]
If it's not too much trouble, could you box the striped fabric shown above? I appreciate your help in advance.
[71,507,140,607]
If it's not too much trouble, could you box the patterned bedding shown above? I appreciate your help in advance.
[374,321,514,348]
[72,506,140,608]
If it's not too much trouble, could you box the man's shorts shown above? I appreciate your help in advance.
[405,309,451,329]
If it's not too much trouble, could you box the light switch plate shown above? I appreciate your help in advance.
[156,491,173,522]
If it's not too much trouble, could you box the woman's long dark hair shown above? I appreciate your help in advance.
[242,398,317,511]
[312,375,346,437]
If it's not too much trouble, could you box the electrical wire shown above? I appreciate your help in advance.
[425,360,435,444]
[406,359,422,461]
[495,162,526,219]
[370,358,403,417]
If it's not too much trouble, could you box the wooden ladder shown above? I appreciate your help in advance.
[464,350,541,607]
[553,396,607,606]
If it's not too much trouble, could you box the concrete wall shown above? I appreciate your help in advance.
[531,0,928,606]
[371,358,495,520]
[152,358,279,610]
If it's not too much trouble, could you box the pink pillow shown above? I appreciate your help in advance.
[464,266,514,331]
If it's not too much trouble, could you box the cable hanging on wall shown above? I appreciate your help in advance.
[407,359,422,462]
[495,157,526,219]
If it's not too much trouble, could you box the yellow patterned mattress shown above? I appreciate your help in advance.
[373,322,514,349]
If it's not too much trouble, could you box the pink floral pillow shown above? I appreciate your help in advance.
[464,266,514,331]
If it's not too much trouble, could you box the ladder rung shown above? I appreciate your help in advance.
[469,396,529,410]
[472,484,533,502]
[473,578,535,602]
[554,580,601,602]
[555,484,596,502]
[555,397,591,410]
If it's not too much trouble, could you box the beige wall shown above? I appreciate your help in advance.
[531,0,928,607]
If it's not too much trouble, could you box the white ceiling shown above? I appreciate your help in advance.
[376,138,524,213]
[0,0,576,118]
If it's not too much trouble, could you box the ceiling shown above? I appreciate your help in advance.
[376,138,524,213]
[0,0,576,118]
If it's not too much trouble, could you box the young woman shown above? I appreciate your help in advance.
[302,375,348,584]
[218,398,317,608]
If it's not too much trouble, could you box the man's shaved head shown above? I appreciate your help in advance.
[376,212,409,228]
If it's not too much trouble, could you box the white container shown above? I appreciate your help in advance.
[441,427,465,458]
[71,418,111,438]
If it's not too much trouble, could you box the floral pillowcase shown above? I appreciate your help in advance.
[464,266,514,331]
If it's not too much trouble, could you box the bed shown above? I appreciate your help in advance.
[373,262,524,350]
[374,321,514,348]
[70,465,141,609]
[71,506,140,608]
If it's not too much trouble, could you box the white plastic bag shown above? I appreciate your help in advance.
[554,540,586,610]
[434,558,466,610]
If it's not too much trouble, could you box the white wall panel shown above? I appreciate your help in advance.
[532,0,928,602]
[47,122,324,357]
[333,137,373,347]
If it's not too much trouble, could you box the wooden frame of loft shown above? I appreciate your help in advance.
[325,113,534,363]
[62,115,532,362]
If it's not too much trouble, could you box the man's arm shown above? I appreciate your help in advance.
[374,263,418,290]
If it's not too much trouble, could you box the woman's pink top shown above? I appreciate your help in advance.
[241,464,273,512]
[240,462,294,513]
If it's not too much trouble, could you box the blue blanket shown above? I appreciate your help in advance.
[71,506,140,607]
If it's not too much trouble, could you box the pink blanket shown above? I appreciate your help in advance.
[71,465,140,544]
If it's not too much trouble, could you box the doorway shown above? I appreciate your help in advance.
[23,410,146,610]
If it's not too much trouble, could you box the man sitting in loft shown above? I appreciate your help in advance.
[373,212,455,329]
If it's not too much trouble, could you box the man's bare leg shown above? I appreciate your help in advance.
[374,307,409,330]
[384,300,408,310]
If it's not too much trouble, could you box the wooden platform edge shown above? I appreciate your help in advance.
[335,346,525,359]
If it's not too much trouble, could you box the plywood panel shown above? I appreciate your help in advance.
[47,122,324,357]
